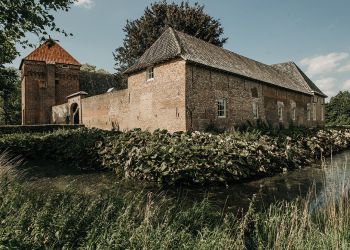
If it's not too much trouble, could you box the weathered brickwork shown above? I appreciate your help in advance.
[21,61,80,125]
[52,60,187,132]
[24,36,325,132]
[185,63,325,131]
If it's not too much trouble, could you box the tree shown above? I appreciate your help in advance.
[113,0,227,73]
[0,68,21,125]
[0,0,75,66]
[326,91,350,125]
[81,63,110,74]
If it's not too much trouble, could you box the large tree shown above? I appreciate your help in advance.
[0,0,75,66]
[0,68,21,125]
[114,1,227,73]
[326,91,350,125]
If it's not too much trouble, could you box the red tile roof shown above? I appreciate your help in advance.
[20,40,80,69]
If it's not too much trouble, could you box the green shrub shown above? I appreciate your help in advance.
[0,128,109,170]
[96,128,350,185]
[0,124,83,135]
[2,127,350,184]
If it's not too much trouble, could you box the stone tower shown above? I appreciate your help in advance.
[20,40,81,124]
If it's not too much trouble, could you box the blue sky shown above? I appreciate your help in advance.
[9,0,350,99]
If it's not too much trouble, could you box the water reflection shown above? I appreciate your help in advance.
[22,150,350,212]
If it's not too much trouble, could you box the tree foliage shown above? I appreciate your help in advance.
[0,0,74,66]
[114,0,227,73]
[0,68,21,125]
[81,63,110,74]
[326,91,350,125]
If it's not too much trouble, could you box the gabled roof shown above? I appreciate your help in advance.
[271,62,327,97]
[20,40,80,69]
[125,27,324,96]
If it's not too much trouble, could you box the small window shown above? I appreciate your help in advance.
[313,103,317,121]
[251,87,258,98]
[253,102,259,119]
[307,104,311,121]
[62,65,69,69]
[292,107,296,121]
[278,106,283,122]
[55,80,59,85]
[146,67,154,81]
[217,99,227,118]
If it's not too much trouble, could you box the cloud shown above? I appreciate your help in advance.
[74,0,94,8]
[315,77,338,97]
[343,80,350,90]
[300,52,348,76]
[338,63,350,73]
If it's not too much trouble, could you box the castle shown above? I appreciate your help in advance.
[20,28,326,132]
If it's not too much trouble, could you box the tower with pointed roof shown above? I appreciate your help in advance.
[20,40,81,124]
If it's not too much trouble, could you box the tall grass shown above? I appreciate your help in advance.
[1,154,350,249]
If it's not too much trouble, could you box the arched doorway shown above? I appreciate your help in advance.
[70,103,79,124]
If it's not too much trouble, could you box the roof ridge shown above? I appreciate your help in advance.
[292,62,327,97]
[173,29,275,69]
[168,27,183,56]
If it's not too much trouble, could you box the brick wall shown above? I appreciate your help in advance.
[185,63,325,130]
[51,59,325,132]
[22,61,80,125]
[56,59,187,132]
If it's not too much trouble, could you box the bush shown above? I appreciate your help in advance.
[0,128,108,170]
[0,124,83,135]
[2,127,350,185]
[96,128,350,185]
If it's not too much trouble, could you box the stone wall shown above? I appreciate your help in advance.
[185,63,325,131]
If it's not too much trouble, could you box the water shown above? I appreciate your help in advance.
[21,150,350,212]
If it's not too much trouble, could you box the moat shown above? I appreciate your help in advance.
[22,149,350,212]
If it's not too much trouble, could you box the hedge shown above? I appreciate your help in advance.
[0,124,84,135]
[95,129,350,185]
[0,128,108,169]
[1,128,350,185]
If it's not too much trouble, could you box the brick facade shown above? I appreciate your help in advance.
[23,34,326,131]
[51,59,325,132]
[21,61,80,125]
[185,63,325,131]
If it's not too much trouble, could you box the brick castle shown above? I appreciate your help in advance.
[20,28,326,132]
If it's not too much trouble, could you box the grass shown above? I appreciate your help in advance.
[1,154,350,249]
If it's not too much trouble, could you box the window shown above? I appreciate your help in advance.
[146,67,154,81]
[251,87,258,98]
[321,106,325,121]
[290,100,296,121]
[313,103,317,121]
[278,106,283,122]
[277,101,284,122]
[292,107,296,121]
[253,102,259,119]
[62,65,69,69]
[55,80,59,85]
[307,104,311,121]
[217,99,226,118]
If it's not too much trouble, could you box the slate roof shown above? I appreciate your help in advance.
[125,27,326,97]
[271,62,326,97]
[20,40,81,69]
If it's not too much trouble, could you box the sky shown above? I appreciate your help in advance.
[8,0,350,100]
